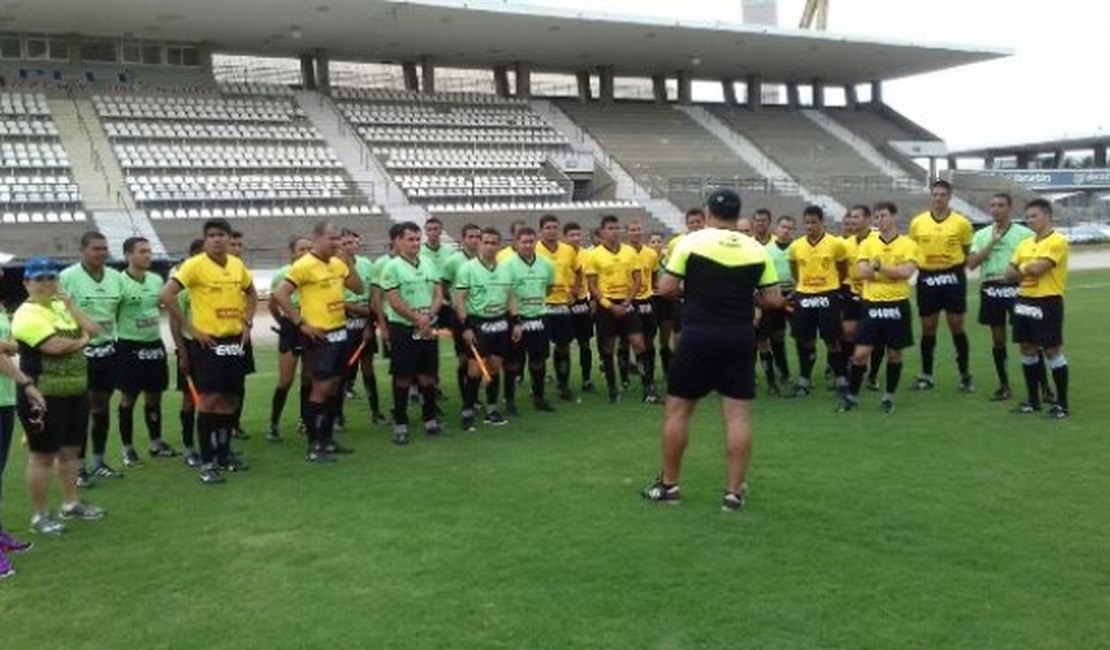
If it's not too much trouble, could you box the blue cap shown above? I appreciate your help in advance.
[24,256,59,280]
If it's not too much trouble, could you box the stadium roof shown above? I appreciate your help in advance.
[10,0,1008,84]
[950,134,1109,158]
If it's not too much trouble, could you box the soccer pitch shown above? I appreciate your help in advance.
[2,270,1108,649]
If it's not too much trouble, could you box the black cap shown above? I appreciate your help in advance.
[705,189,741,220]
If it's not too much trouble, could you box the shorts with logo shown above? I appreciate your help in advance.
[840,288,864,322]
[303,327,350,380]
[188,335,247,394]
[85,343,118,393]
[978,282,1019,327]
[791,291,843,343]
[668,324,756,400]
[1012,296,1064,349]
[570,300,593,342]
[277,316,303,355]
[345,316,377,359]
[511,317,551,365]
[856,300,914,350]
[596,303,643,342]
[916,266,968,316]
[543,304,575,347]
[116,339,170,394]
[18,394,88,454]
[466,316,510,360]
[388,323,439,378]
[633,299,658,343]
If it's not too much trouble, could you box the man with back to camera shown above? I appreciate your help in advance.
[642,190,783,512]
[908,179,975,392]
[966,193,1043,402]
[161,219,257,484]
[115,237,177,467]
[272,222,364,462]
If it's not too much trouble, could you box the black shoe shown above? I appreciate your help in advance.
[958,374,975,393]
[720,490,746,513]
[582,380,596,393]
[789,383,812,399]
[121,448,143,468]
[324,442,354,455]
[219,454,250,472]
[424,419,443,436]
[879,397,896,414]
[265,426,283,443]
[641,478,681,504]
[484,410,508,426]
[149,441,178,458]
[865,379,881,392]
[461,412,476,432]
[1046,404,1069,420]
[533,398,555,413]
[911,375,935,391]
[505,400,518,417]
[183,451,202,468]
[199,464,225,484]
[305,448,337,463]
[92,463,123,479]
[1012,401,1042,414]
[836,397,858,413]
[642,385,660,405]
[232,428,250,441]
[75,468,96,489]
[990,386,1012,402]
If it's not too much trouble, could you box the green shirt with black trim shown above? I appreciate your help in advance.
[455,258,512,318]
[505,254,554,319]
[59,264,122,347]
[970,222,1034,282]
[379,255,438,326]
[116,270,164,343]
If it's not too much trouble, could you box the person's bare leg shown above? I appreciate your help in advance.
[27,453,54,514]
[661,396,696,485]
[721,397,753,494]
[56,447,81,505]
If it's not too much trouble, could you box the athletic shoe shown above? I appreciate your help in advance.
[324,442,355,454]
[643,385,660,405]
[149,440,178,458]
[232,428,250,441]
[879,397,896,414]
[484,410,508,426]
[0,551,13,579]
[641,478,681,504]
[392,425,410,446]
[220,454,250,472]
[183,450,202,468]
[789,383,812,399]
[1046,404,1070,420]
[582,380,596,393]
[424,419,443,436]
[865,379,881,392]
[199,464,225,484]
[836,397,858,413]
[370,412,388,425]
[59,501,106,520]
[92,463,123,479]
[990,387,1012,402]
[121,448,143,468]
[533,398,556,413]
[305,448,337,463]
[720,490,746,513]
[558,386,575,402]
[1012,402,1042,414]
[911,375,935,391]
[265,426,283,443]
[344,386,356,399]
[505,400,519,417]
[958,374,975,393]
[75,468,95,488]
[0,532,32,553]
[461,412,476,433]
[30,514,65,536]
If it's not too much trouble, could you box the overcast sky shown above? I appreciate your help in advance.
[529,0,1107,151]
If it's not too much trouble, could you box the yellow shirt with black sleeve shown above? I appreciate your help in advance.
[172,253,254,338]
[856,234,922,302]
[584,243,640,304]
[908,210,974,271]
[11,299,88,396]
[285,253,350,331]
[631,244,660,301]
[664,227,777,329]
[536,240,580,306]
[788,234,849,295]
[1011,231,1069,298]
[573,247,592,301]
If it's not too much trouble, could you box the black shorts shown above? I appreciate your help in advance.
[18,394,87,454]
[468,316,510,360]
[346,317,377,357]
[841,291,864,322]
[668,325,756,400]
[571,300,593,342]
[243,339,256,375]
[389,324,439,378]
[187,335,247,395]
[634,299,658,343]
[511,318,550,364]
[978,282,1019,327]
[916,266,968,317]
[1012,296,1064,349]
[85,344,118,393]
[653,295,675,324]
[755,306,788,340]
[596,304,643,342]
[303,327,350,380]
[791,292,842,343]
[856,300,914,350]
[437,304,456,331]
[672,300,685,333]
[544,306,575,347]
[277,317,303,356]
[116,339,170,394]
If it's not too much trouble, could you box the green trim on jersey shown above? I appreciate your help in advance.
[971,222,1034,282]
[117,270,164,342]
[440,250,478,289]
[59,264,122,347]
[271,265,301,309]
[379,256,437,325]
[12,299,88,397]
[0,310,14,407]
[344,255,375,305]
[456,258,512,318]
[505,254,554,318]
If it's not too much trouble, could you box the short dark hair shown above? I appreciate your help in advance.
[685,208,705,220]
[931,179,953,192]
[508,219,526,235]
[649,230,665,240]
[850,204,872,218]
[312,221,335,237]
[777,215,795,225]
[753,208,772,219]
[516,226,537,239]
[230,230,243,239]
[288,236,309,251]
[562,221,581,235]
[389,221,421,241]
[203,219,232,236]
[340,227,359,238]
[425,217,443,228]
[1025,198,1053,217]
[992,192,1013,206]
[188,238,204,256]
[461,223,481,237]
[539,214,560,228]
[481,227,502,240]
[802,205,824,220]
[600,215,620,229]
[122,236,148,254]
[872,201,898,215]
[706,189,741,221]
[80,231,106,248]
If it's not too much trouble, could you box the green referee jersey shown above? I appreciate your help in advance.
[455,258,512,318]
[971,222,1034,282]
[766,239,793,290]
[440,249,477,290]
[271,265,301,310]
[117,270,164,342]
[505,254,554,319]
[59,263,122,347]
[0,310,15,407]
[344,255,375,306]
[369,254,395,289]
[421,243,451,278]
[379,255,438,325]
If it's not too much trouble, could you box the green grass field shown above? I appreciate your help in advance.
[2,271,1109,649]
